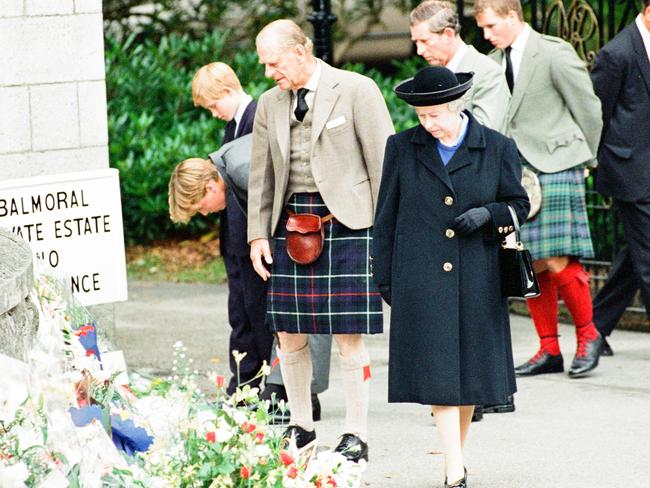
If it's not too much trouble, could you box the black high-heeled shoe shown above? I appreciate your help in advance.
[444,476,467,488]
[444,467,468,488]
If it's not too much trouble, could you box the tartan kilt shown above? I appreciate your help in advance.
[266,192,383,335]
[521,167,594,260]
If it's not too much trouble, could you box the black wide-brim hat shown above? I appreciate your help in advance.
[394,66,473,106]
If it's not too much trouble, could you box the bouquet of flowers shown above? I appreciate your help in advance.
[0,273,366,487]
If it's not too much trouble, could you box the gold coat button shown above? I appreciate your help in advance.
[443,262,453,272]
[509,226,514,232]
[498,226,504,233]
[445,229,455,238]
[444,196,454,206]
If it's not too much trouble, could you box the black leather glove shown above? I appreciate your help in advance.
[378,284,392,306]
[453,207,491,235]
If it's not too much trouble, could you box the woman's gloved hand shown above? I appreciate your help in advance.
[453,207,491,235]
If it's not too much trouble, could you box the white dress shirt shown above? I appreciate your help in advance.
[636,14,650,64]
[291,60,322,120]
[446,42,469,73]
[504,23,532,82]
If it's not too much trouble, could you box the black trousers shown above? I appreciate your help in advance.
[593,199,650,336]
[223,254,274,395]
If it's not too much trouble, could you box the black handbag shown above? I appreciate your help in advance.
[500,206,541,298]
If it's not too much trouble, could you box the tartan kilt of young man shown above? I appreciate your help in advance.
[267,192,384,335]
[520,165,594,260]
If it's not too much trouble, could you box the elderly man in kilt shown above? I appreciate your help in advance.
[475,0,604,378]
[248,20,394,461]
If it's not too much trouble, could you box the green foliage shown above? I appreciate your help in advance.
[103,0,299,45]
[107,32,421,244]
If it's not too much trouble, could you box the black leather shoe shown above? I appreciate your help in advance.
[515,351,564,376]
[568,334,603,378]
[334,433,368,462]
[600,337,614,357]
[282,425,316,451]
[482,395,515,414]
[444,472,467,488]
[471,405,483,422]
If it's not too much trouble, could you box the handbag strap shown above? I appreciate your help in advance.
[506,205,520,235]
[506,205,524,249]
[286,208,334,223]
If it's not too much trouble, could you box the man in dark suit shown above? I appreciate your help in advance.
[590,1,650,353]
[190,62,272,395]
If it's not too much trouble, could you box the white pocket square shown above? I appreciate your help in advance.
[326,116,346,129]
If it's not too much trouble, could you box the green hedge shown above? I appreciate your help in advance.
[106,33,424,244]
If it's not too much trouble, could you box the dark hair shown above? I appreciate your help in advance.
[644,0,650,10]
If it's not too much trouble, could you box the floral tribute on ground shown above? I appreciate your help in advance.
[0,274,365,487]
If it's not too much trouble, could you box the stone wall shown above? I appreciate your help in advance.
[0,0,108,180]
[0,1,117,340]
[0,228,38,361]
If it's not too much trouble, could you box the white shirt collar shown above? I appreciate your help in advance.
[291,60,322,119]
[511,23,531,53]
[635,14,650,63]
[446,42,469,73]
[293,59,322,96]
[233,94,253,128]
[505,23,531,81]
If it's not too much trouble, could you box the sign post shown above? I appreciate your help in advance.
[0,169,128,306]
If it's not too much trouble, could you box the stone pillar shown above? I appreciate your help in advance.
[0,1,116,340]
[0,228,38,361]
[0,0,108,179]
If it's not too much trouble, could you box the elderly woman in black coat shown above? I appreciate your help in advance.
[372,66,529,488]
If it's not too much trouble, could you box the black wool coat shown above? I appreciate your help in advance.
[372,113,530,405]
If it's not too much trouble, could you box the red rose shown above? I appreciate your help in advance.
[205,431,216,443]
[241,421,256,433]
[215,375,225,388]
[280,450,294,466]
[287,466,298,479]
[255,432,265,444]
[240,466,251,479]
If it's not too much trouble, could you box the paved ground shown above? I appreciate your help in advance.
[115,281,650,488]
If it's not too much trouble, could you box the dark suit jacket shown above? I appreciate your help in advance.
[591,22,650,201]
[372,112,529,405]
[221,100,257,256]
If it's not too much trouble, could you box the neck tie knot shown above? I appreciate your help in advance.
[294,88,309,122]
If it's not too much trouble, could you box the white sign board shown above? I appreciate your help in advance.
[0,169,128,306]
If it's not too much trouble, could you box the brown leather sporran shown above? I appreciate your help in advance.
[285,212,333,265]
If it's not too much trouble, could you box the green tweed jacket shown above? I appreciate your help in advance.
[490,29,603,173]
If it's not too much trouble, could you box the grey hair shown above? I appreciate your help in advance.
[256,19,314,54]
[409,0,461,34]
[448,98,465,112]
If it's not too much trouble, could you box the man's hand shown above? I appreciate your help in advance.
[453,207,491,235]
[250,238,272,280]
